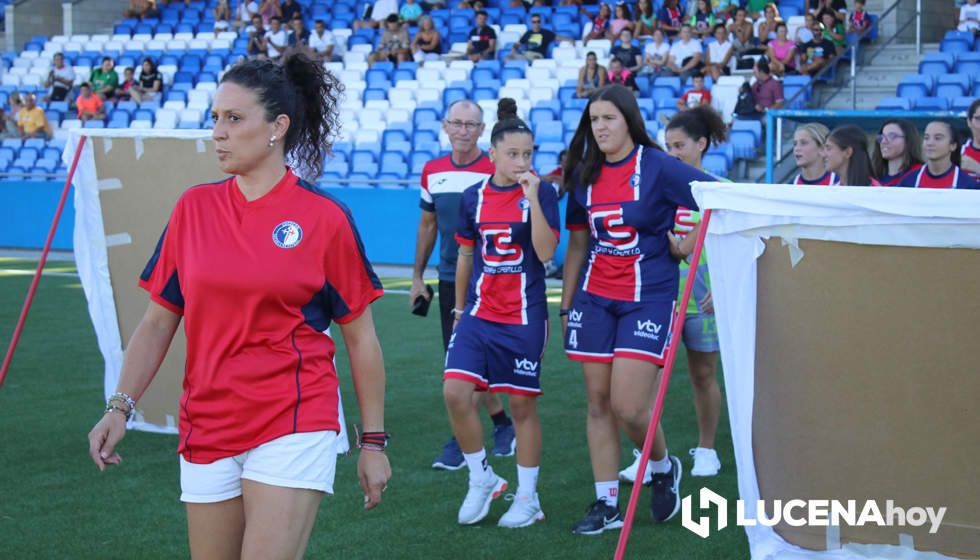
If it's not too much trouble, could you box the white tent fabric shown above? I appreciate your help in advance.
[691,182,980,560]
[65,129,350,452]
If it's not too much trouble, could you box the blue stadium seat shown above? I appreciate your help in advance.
[412,129,439,149]
[23,138,45,151]
[363,88,387,102]
[729,130,757,160]
[702,152,729,177]
[529,107,556,125]
[935,74,971,100]
[896,75,933,101]
[534,151,559,174]
[500,66,524,83]
[382,129,410,149]
[536,121,563,144]
[951,96,975,113]
[413,108,440,128]
[443,87,468,107]
[913,97,949,111]
[387,141,412,159]
[83,120,106,129]
[731,119,762,145]
[652,76,682,97]
[358,141,382,160]
[875,97,912,111]
[954,52,980,77]
[917,53,954,76]
[782,75,811,109]
[410,152,430,175]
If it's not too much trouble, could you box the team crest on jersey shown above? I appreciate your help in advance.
[629,173,641,188]
[517,197,531,210]
[272,221,303,249]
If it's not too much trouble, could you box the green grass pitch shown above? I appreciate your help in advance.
[0,259,748,559]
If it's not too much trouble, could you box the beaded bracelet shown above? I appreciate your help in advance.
[104,403,133,420]
[106,392,135,421]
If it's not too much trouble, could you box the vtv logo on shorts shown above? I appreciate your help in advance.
[479,225,523,267]
[590,206,638,251]
[681,488,948,539]
[636,320,662,334]
[512,358,538,376]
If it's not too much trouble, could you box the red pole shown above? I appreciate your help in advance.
[0,135,88,390]
[613,209,713,560]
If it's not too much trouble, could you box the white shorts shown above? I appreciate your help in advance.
[179,430,339,503]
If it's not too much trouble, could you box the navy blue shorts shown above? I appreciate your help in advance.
[564,291,676,365]
[444,314,548,396]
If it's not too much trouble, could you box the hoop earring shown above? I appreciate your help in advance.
[268,136,276,147]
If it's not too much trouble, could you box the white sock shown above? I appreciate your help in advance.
[463,448,492,483]
[650,451,672,474]
[595,480,619,507]
[516,464,539,497]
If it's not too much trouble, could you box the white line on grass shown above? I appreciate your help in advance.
[0,269,79,278]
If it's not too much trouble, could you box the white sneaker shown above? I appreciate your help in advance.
[457,472,508,525]
[498,493,545,528]
[618,448,652,484]
[689,447,721,476]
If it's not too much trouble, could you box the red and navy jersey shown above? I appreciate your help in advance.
[566,145,712,302]
[140,168,383,463]
[792,171,838,185]
[897,164,980,189]
[455,178,561,325]
[420,153,495,281]
[961,141,980,178]
[879,163,923,186]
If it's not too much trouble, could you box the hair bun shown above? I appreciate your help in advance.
[497,98,518,121]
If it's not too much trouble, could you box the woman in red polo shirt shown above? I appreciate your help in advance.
[87,53,391,559]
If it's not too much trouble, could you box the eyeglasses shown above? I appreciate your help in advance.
[531,19,541,23]
[445,120,482,130]
[876,133,904,143]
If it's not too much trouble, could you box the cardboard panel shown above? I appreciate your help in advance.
[753,238,980,557]
[93,136,222,428]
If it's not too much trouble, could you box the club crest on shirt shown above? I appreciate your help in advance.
[629,173,641,188]
[272,221,303,249]
[517,197,531,210]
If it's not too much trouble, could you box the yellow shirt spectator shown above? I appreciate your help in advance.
[17,106,49,137]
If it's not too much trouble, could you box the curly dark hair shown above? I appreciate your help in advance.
[220,53,343,180]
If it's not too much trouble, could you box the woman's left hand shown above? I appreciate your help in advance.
[517,171,540,199]
[699,291,714,315]
[358,449,391,510]
[667,232,688,262]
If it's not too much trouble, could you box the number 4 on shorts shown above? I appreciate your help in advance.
[568,329,578,349]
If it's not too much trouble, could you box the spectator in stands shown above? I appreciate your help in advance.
[689,0,716,40]
[962,99,980,177]
[213,0,232,31]
[280,0,301,25]
[508,14,563,61]
[657,0,686,38]
[871,119,923,186]
[370,14,411,64]
[796,12,817,43]
[798,20,835,76]
[606,58,638,93]
[582,3,612,44]
[823,124,876,186]
[0,108,17,138]
[116,67,136,101]
[577,51,607,98]
[43,53,75,103]
[7,93,22,124]
[288,16,310,48]
[847,0,871,35]
[608,3,634,39]
[675,72,711,112]
[353,0,399,30]
[664,24,703,80]
[131,58,163,103]
[745,0,767,19]
[810,0,847,23]
[757,3,782,44]
[412,15,442,62]
[236,0,260,30]
[17,94,50,140]
[263,16,289,60]
[124,0,160,20]
[609,29,642,74]
[258,0,282,27]
[704,24,733,80]
[247,16,266,58]
[75,83,105,123]
[634,0,657,38]
[735,59,783,120]
[309,19,341,62]
[400,0,423,25]
[714,0,738,21]
[791,122,835,185]
[640,28,670,75]
[959,0,980,34]
[899,121,980,188]
[465,10,497,62]
[821,11,846,54]
[726,8,756,60]
[89,57,119,101]
[766,22,796,77]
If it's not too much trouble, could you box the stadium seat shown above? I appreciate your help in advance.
[935,74,971,100]
[702,152,729,177]
[896,75,933,101]
[875,97,912,111]
[951,96,975,113]
[731,119,762,146]
[955,52,980,76]
[917,52,954,76]
[913,97,950,111]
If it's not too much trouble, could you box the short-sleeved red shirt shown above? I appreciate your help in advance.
[140,168,383,463]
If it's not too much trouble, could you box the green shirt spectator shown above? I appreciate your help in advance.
[89,57,119,100]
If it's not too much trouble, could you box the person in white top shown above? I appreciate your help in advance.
[665,24,704,80]
[237,0,259,29]
[43,53,76,102]
[959,0,980,32]
[263,16,289,60]
[353,0,399,30]
[641,28,670,75]
[308,19,340,61]
[703,24,733,81]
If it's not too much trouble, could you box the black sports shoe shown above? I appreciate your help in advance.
[649,455,682,523]
[570,499,624,535]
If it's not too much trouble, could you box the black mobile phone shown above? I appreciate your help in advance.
[411,284,434,317]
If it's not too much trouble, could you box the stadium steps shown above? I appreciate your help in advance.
[5,0,61,50]
[820,43,938,111]
[67,0,127,35]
